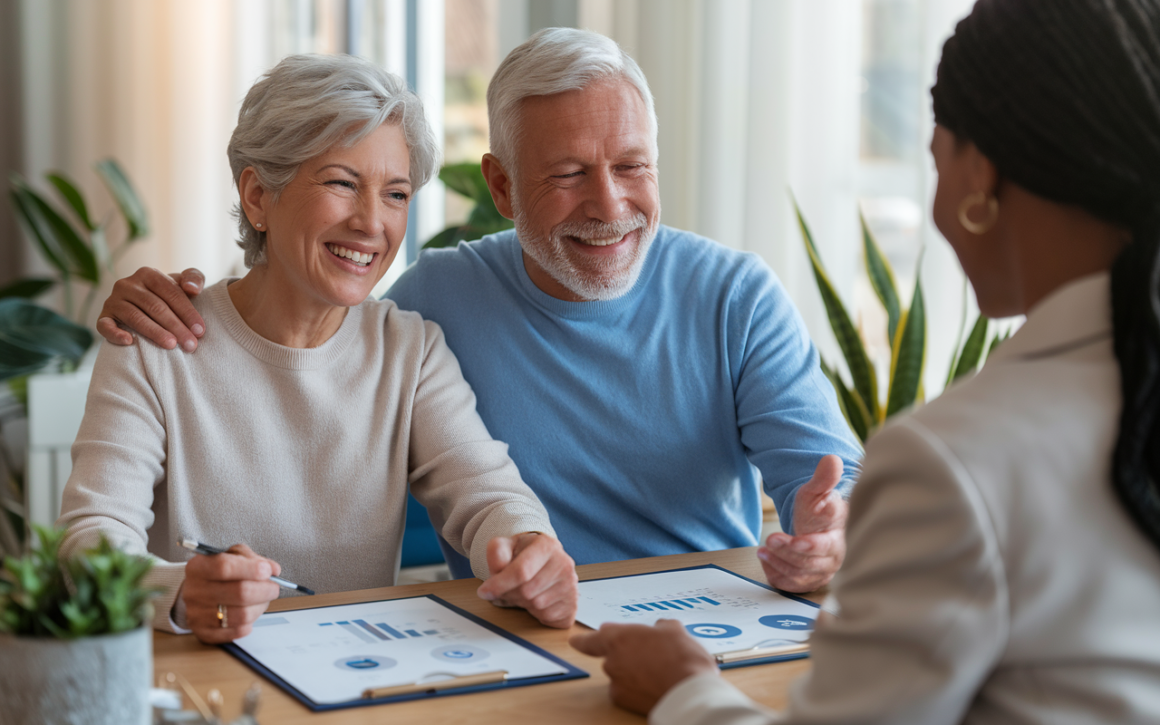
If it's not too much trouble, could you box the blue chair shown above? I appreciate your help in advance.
[399,493,446,568]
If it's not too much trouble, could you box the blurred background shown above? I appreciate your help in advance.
[0,0,983,399]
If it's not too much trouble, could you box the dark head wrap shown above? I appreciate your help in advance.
[932,0,1160,552]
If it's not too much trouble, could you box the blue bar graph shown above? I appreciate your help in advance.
[336,621,376,643]
[621,596,722,612]
[353,619,389,641]
[405,629,422,637]
[375,622,407,639]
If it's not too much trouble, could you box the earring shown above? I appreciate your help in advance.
[958,191,999,235]
[255,222,263,229]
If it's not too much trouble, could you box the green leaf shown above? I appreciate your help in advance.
[860,211,902,343]
[793,194,879,419]
[949,315,989,383]
[95,159,148,240]
[885,274,926,418]
[422,225,468,250]
[0,299,93,382]
[25,191,99,283]
[0,278,55,299]
[438,162,491,203]
[10,184,71,278]
[46,172,96,231]
[820,358,871,443]
[466,198,514,235]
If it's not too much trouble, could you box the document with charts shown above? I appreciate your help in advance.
[225,595,584,710]
[576,565,820,661]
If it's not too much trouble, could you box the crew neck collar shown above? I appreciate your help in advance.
[208,279,364,370]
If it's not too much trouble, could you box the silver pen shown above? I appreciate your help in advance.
[179,538,316,595]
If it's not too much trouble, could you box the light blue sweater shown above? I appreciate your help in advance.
[387,226,862,570]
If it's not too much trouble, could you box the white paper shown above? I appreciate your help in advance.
[576,567,819,655]
[231,596,567,705]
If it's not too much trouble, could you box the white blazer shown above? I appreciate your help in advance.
[654,273,1160,725]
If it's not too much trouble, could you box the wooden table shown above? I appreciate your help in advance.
[154,547,818,724]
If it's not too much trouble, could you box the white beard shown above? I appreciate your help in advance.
[513,202,659,301]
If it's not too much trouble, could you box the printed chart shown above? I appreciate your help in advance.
[576,566,821,656]
[230,596,569,705]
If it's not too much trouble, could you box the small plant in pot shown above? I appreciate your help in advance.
[0,525,160,725]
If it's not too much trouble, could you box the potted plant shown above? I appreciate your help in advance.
[1,160,148,551]
[792,196,1008,442]
[0,525,159,724]
[422,162,513,249]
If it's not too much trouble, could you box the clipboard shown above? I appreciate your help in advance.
[222,594,587,711]
[575,564,821,670]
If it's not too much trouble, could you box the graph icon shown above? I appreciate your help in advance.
[685,623,743,639]
[758,614,814,631]
[333,655,396,672]
[319,620,445,643]
[620,596,720,613]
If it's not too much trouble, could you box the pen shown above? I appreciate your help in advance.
[714,641,810,664]
[179,538,316,595]
[362,669,509,699]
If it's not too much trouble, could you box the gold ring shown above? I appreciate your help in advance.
[217,604,228,628]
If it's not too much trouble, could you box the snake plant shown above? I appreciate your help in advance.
[794,196,1005,443]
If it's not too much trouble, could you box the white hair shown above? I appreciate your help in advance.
[486,28,657,171]
[227,54,438,267]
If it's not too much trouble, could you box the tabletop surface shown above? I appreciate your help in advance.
[154,547,819,724]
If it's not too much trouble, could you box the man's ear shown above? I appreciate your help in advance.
[238,167,268,225]
[481,153,515,220]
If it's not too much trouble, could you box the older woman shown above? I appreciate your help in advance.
[571,1,1160,723]
[57,54,577,644]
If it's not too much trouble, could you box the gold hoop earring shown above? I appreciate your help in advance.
[958,191,999,235]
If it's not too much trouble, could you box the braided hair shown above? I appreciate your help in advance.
[931,0,1160,551]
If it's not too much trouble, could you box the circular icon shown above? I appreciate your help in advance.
[685,623,743,639]
[758,614,815,631]
[432,645,491,663]
[334,655,397,671]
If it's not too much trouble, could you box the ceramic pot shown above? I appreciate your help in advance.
[0,626,151,725]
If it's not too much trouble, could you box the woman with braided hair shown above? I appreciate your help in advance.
[570,1,1160,723]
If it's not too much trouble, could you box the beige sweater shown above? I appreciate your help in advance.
[58,280,554,632]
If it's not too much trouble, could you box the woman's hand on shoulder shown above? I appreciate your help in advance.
[96,267,207,352]
[476,532,579,628]
[181,544,281,644]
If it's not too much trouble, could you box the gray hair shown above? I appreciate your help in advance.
[228,54,438,267]
[486,28,657,172]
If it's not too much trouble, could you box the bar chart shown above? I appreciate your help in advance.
[576,566,821,656]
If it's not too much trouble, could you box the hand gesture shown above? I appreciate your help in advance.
[181,544,281,644]
[758,454,848,592]
[569,619,718,715]
[96,267,206,351]
[476,533,578,628]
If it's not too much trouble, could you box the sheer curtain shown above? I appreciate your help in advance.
[16,0,440,315]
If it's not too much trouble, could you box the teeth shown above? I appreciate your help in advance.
[327,243,375,266]
[576,237,621,247]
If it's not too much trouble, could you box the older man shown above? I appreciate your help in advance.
[96,29,862,593]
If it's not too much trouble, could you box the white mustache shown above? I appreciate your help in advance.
[553,213,649,241]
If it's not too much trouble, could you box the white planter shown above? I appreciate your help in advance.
[0,626,151,725]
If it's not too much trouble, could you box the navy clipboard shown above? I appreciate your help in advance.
[222,594,587,711]
[577,564,820,670]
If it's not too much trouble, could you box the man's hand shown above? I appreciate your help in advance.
[476,532,578,628]
[96,267,207,351]
[181,544,281,644]
[570,620,718,715]
[758,454,848,593]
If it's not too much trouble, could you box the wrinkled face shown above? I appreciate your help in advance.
[260,123,412,309]
[510,79,661,301]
